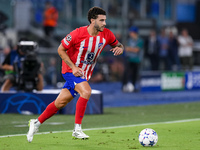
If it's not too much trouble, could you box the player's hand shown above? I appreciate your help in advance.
[72,66,84,77]
[110,47,123,56]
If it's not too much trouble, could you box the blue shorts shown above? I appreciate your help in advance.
[62,73,87,97]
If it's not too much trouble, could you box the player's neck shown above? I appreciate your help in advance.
[87,25,99,37]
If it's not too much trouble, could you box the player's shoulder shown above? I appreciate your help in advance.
[70,26,87,36]
[102,28,114,37]
[73,26,87,33]
[103,27,112,33]
[78,26,88,31]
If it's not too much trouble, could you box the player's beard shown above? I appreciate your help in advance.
[94,23,104,32]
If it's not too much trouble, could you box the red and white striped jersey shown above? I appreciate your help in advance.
[61,26,119,80]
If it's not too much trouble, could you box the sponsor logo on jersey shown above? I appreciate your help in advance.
[81,52,95,64]
[81,60,94,65]
[86,52,95,61]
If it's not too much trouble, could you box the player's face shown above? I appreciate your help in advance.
[94,15,106,32]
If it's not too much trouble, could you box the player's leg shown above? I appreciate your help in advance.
[27,88,74,142]
[38,88,74,123]
[72,81,91,139]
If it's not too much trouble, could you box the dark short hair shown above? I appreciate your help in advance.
[87,7,106,23]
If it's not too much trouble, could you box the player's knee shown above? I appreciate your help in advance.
[80,88,92,99]
[55,101,67,109]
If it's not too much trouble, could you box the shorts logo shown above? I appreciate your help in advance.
[66,35,72,41]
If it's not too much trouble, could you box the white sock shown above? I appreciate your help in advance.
[34,119,41,128]
[74,124,82,130]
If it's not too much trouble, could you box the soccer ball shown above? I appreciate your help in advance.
[138,128,158,147]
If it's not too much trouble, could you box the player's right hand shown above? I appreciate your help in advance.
[72,66,84,77]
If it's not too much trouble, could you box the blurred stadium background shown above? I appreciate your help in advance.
[1,2,200,149]
[0,0,200,110]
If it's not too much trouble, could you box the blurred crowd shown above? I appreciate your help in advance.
[91,26,194,92]
[145,27,193,72]
[0,1,59,92]
[0,24,195,93]
[0,1,196,93]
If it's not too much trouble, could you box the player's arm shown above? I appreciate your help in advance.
[57,44,84,77]
[110,42,124,56]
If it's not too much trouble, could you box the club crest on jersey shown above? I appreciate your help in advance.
[66,34,72,41]
[81,52,95,64]
[98,43,103,49]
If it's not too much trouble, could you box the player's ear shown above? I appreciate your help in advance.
[90,18,95,24]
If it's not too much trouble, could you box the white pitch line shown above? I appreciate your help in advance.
[0,118,200,138]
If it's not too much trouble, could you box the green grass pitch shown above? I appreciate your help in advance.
[0,102,200,150]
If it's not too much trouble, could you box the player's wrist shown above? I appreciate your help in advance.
[71,65,77,70]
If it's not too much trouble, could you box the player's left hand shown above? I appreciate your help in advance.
[110,47,123,56]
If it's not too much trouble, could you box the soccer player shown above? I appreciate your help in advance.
[27,6,124,142]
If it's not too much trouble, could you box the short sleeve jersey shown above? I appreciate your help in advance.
[61,26,119,80]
